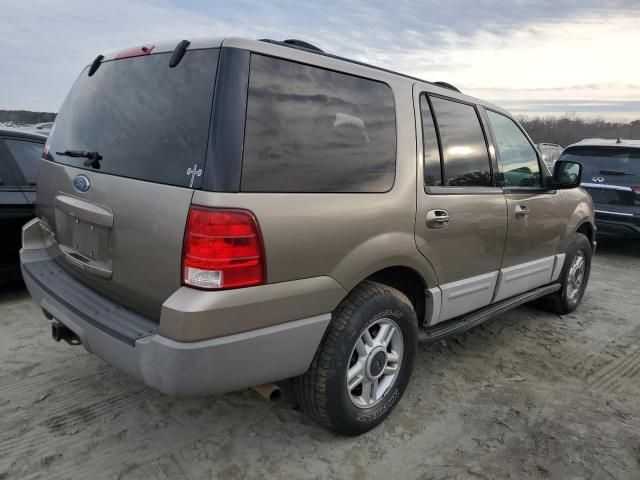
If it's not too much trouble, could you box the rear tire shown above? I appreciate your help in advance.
[295,281,418,436]
[538,232,592,314]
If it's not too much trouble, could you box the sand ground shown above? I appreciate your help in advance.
[1,239,639,479]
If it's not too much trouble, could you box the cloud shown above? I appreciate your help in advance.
[1,0,640,121]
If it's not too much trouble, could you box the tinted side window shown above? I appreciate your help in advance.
[242,55,396,193]
[0,143,19,187]
[430,97,492,187]
[4,139,43,186]
[420,95,442,186]
[486,110,541,188]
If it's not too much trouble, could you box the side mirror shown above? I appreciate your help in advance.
[553,160,582,189]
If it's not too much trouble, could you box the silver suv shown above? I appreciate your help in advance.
[21,38,595,435]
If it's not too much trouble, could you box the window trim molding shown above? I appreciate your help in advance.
[421,93,496,194]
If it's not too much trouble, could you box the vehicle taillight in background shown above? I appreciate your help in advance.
[182,206,265,290]
[632,186,640,195]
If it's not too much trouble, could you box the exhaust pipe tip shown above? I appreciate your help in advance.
[252,383,283,402]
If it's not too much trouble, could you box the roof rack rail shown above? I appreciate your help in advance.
[257,38,462,94]
[434,81,461,93]
[259,38,324,53]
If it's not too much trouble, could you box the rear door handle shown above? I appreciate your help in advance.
[515,204,531,217]
[426,209,450,229]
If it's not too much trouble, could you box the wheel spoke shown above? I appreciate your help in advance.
[363,329,374,347]
[348,361,364,382]
[387,351,400,364]
[348,374,364,391]
[383,364,398,376]
[355,338,368,356]
[361,380,374,404]
[371,378,379,401]
[382,325,396,347]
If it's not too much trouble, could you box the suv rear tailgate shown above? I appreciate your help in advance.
[36,161,194,320]
[36,47,220,320]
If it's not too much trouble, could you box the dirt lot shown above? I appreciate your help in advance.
[1,239,639,480]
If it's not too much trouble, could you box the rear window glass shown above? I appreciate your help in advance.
[4,139,43,185]
[241,54,396,193]
[561,148,640,177]
[46,49,219,188]
[430,97,492,187]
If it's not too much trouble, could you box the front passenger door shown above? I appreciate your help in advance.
[483,110,565,302]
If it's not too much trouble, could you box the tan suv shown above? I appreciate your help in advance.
[20,37,595,435]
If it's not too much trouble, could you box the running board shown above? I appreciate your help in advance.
[418,283,561,344]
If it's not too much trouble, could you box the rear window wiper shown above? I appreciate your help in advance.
[56,150,102,169]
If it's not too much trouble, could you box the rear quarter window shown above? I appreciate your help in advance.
[241,55,396,193]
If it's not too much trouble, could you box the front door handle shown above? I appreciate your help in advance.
[515,204,531,217]
[426,209,450,229]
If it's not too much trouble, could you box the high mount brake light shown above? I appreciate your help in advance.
[182,206,265,290]
[114,44,155,60]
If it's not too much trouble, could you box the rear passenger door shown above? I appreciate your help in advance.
[414,89,508,325]
[483,109,565,301]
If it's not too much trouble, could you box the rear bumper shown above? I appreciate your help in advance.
[20,219,333,396]
[594,210,640,239]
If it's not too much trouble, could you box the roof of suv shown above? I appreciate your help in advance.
[99,37,508,117]
[566,138,640,149]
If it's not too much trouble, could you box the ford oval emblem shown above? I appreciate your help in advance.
[73,175,90,192]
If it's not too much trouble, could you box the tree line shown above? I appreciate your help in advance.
[518,114,640,147]
[0,110,56,125]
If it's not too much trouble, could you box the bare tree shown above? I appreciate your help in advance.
[519,114,640,146]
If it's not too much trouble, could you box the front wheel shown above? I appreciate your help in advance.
[538,232,592,314]
[295,281,418,436]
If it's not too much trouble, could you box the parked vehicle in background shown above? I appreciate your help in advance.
[0,128,45,284]
[20,37,595,435]
[537,143,563,170]
[562,138,640,238]
[32,122,54,135]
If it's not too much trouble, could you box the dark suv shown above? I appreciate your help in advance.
[562,138,640,238]
[0,128,45,284]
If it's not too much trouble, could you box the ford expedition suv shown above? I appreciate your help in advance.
[20,38,595,435]
[563,138,640,238]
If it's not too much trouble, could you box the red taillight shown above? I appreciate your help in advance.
[114,44,155,59]
[182,206,265,290]
[632,186,640,195]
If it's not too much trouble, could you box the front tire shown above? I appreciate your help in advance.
[538,232,592,314]
[295,281,418,436]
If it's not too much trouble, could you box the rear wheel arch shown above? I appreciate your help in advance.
[360,266,427,326]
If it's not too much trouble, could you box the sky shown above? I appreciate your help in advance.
[1,0,639,121]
